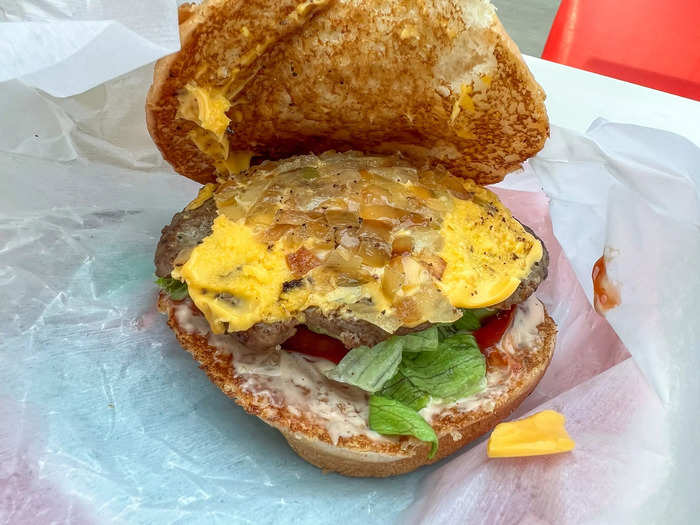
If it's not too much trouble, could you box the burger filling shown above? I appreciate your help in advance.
[155,152,549,456]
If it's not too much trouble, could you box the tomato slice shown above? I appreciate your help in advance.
[283,326,350,364]
[473,308,515,350]
[286,309,515,365]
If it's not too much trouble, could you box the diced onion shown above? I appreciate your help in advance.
[210,152,475,330]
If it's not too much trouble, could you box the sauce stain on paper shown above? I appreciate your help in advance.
[592,255,621,314]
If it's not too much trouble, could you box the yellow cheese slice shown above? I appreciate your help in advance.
[172,216,294,333]
[487,410,575,457]
[439,182,543,308]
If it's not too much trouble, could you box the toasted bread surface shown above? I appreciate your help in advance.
[157,293,556,477]
[147,0,548,185]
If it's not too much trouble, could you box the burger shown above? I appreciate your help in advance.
[146,0,554,477]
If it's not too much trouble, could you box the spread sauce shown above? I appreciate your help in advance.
[173,295,545,444]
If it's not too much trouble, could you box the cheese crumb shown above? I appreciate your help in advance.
[487,410,575,457]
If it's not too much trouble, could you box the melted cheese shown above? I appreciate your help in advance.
[439,181,542,308]
[487,410,575,457]
[173,215,395,333]
[214,150,255,176]
[178,84,253,176]
[187,127,253,176]
[178,83,231,139]
[185,183,215,211]
[450,84,474,123]
[170,155,543,333]
[172,216,296,333]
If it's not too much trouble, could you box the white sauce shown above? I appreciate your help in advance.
[173,296,546,442]
[507,294,545,349]
[173,304,386,445]
[174,305,208,335]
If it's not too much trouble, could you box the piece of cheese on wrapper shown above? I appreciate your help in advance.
[487,410,575,458]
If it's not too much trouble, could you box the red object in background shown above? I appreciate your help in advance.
[284,326,350,364]
[542,0,700,100]
[473,308,515,350]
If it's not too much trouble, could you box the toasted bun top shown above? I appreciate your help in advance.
[146,0,549,185]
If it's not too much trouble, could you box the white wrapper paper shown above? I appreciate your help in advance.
[0,0,180,96]
[1,56,699,524]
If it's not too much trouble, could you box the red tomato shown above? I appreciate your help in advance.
[284,326,350,364]
[473,308,515,350]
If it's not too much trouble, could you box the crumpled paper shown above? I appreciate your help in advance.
[1,64,699,525]
[0,0,180,96]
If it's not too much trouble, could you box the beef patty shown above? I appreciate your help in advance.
[155,197,549,350]
[154,199,217,278]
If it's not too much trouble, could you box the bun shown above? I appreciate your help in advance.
[158,293,556,477]
[146,0,548,186]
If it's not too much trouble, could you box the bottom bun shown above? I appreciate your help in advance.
[158,293,556,477]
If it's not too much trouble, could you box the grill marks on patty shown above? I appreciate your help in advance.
[154,198,549,350]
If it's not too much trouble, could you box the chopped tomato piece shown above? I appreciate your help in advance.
[473,307,514,350]
[284,326,349,364]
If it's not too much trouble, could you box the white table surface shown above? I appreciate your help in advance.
[525,55,700,146]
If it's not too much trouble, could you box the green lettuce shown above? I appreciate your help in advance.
[324,337,404,392]
[325,309,491,454]
[436,308,494,340]
[396,326,440,352]
[323,327,439,391]
[378,370,430,411]
[155,276,188,300]
[369,396,438,459]
[398,334,486,400]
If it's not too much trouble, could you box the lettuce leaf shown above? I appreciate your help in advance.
[399,334,486,400]
[436,308,493,340]
[325,311,488,395]
[155,276,188,300]
[324,337,404,392]
[395,326,439,352]
[378,370,430,411]
[323,327,439,391]
[369,396,438,458]
[329,310,490,458]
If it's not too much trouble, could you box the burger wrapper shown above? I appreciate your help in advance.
[1,68,699,525]
[0,0,180,97]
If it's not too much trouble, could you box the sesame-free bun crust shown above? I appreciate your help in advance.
[147,0,549,186]
[158,293,556,477]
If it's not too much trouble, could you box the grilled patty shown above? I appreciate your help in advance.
[155,198,549,350]
[154,199,217,278]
